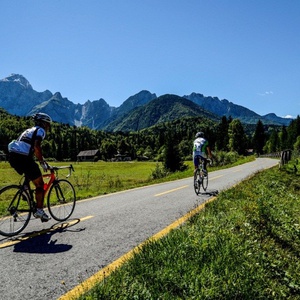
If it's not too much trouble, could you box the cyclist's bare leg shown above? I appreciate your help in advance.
[32,176,44,209]
[193,156,200,175]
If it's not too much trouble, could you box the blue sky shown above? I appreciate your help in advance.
[1,0,299,118]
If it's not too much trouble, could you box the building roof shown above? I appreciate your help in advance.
[77,150,100,157]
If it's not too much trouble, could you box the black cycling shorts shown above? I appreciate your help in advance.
[8,153,42,181]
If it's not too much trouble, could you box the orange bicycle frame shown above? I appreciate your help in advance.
[42,171,56,194]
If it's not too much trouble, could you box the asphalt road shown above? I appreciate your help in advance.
[0,158,278,300]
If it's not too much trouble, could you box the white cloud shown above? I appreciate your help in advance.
[258,91,274,96]
[283,115,296,119]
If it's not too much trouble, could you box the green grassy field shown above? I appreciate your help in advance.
[0,156,253,200]
[0,160,172,199]
[75,160,300,300]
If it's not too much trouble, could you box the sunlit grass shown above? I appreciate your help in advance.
[0,155,254,200]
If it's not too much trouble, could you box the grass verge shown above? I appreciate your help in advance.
[78,161,300,300]
[0,155,254,200]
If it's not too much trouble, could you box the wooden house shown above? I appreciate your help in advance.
[77,150,100,162]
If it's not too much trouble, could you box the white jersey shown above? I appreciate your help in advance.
[193,137,209,158]
[8,126,46,156]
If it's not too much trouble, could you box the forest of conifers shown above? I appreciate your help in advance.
[0,107,300,162]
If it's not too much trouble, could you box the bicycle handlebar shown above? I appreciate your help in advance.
[48,164,74,178]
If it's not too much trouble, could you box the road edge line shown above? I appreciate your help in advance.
[58,196,217,300]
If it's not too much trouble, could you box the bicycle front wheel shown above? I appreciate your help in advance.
[47,179,76,221]
[0,185,31,236]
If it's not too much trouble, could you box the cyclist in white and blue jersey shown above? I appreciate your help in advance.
[8,113,52,222]
[193,131,213,175]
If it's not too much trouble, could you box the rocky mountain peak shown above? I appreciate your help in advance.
[1,73,33,89]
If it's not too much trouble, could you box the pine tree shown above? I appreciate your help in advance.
[163,131,185,172]
[215,116,229,151]
[252,120,266,155]
[228,119,246,154]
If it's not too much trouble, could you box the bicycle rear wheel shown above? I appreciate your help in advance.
[202,172,208,191]
[47,179,76,221]
[194,169,201,195]
[0,185,31,236]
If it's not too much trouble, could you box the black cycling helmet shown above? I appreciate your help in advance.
[33,112,52,127]
[195,131,204,138]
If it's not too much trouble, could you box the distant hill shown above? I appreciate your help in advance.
[184,93,291,126]
[99,90,157,129]
[103,94,220,132]
[0,74,293,131]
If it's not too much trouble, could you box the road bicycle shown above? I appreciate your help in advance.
[194,158,211,195]
[0,164,76,237]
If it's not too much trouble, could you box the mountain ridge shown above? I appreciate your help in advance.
[103,94,220,132]
[0,74,293,130]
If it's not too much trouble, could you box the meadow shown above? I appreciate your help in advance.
[0,155,253,200]
[0,160,185,199]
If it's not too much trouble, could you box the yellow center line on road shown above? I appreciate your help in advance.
[210,175,223,180]
[154,185,189,197]
[155,175,224,197]
[0,215,94,249]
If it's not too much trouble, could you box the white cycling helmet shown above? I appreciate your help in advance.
[32,113,52,129]
[33,112,52,125]
[195,131,204,138]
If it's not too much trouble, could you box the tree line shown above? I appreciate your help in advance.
[1,107,300,164]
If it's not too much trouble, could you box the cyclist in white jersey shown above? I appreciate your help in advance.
[8,113,52,222]
[193,131,213,175]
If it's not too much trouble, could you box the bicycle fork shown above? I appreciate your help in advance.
[53,183,66,204]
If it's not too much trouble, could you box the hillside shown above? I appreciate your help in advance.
[103,94,220,132]
[184,93,291,126]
